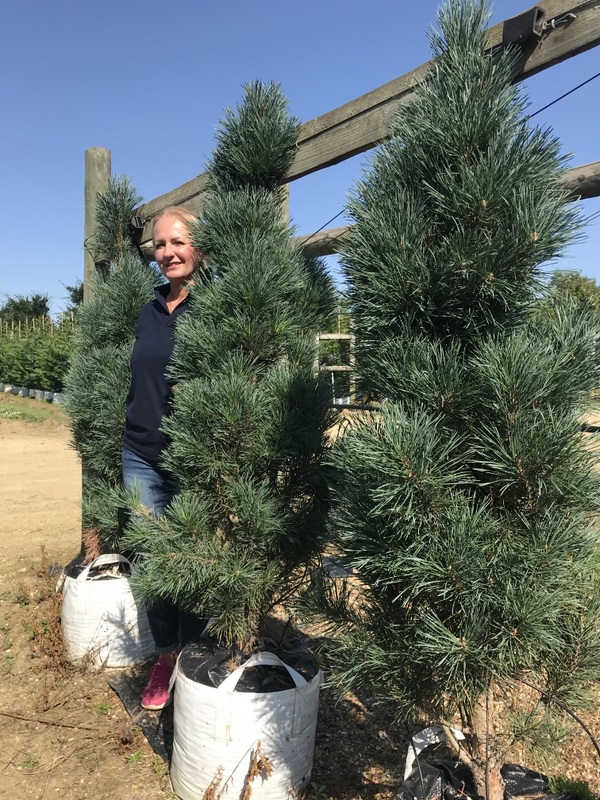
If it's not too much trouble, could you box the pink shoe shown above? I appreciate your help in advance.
[141,656,174,710]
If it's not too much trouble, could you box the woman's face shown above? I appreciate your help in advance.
[153,215,199,285]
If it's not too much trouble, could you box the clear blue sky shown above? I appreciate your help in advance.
[1,0,599,316]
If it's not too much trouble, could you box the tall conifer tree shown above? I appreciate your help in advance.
[303,2,600,795]
[124,82,336,650]
[64,177,157,552]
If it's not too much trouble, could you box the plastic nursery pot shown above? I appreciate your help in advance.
[58,554,155,669]
[170,642,323,800]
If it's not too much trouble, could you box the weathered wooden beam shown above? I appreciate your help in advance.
[133,0,600,240]
[318,333,354,340]
[137,159,600,261]
[296,226,349,258]
[290,0,600,181]
[294,161,600,257]
[563,160,600,200]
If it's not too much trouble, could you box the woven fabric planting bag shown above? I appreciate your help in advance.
[170,649,323,799]
[59,554,155,668]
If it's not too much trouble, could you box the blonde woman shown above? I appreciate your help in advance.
[122,206,204,710]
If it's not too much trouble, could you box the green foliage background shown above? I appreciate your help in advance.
[0,321,75,392]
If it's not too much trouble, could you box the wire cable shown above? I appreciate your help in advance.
[301,210,346,249]
[528,70,600,119]
[303,69,600,265]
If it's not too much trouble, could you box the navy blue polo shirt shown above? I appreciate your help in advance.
[123,284,189,464]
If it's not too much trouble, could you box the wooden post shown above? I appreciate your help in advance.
[279,184,290,225]
[84,148,111,303]
[349,332,356,403]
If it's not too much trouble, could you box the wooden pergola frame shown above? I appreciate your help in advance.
[84,0,600,300]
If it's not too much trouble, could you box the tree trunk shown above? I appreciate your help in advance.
[470,760,504,800]
[468,689,504,800]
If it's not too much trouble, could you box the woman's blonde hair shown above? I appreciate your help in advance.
[151,205,199,239]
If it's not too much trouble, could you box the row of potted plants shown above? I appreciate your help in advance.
[1,383,64,402]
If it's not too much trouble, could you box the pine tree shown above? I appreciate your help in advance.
[64,176,158,555]
[302,2,600,795]
[123,82,337,650]
[0,293,50,323]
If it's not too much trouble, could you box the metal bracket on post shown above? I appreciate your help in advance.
[128,215,149,265]
[502,6,545,47]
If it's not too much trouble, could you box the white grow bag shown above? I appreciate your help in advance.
[59,554,155,668]
[170,649,323,800]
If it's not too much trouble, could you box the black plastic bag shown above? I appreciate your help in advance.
[396,758,477,800]
[396,759,575,800]
[178,636,320,692]
[501,763,549,800]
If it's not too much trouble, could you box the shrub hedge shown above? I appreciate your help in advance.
[0,321,75,392]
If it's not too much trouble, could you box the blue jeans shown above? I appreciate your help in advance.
[122,447,179,652]
[122,447,176,516]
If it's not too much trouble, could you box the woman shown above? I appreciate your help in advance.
[122,205,203,710]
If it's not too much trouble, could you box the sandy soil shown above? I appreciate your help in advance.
[0,413,174,800]
[0,418,82,577]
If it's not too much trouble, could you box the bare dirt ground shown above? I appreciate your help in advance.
[1,394,600,800]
